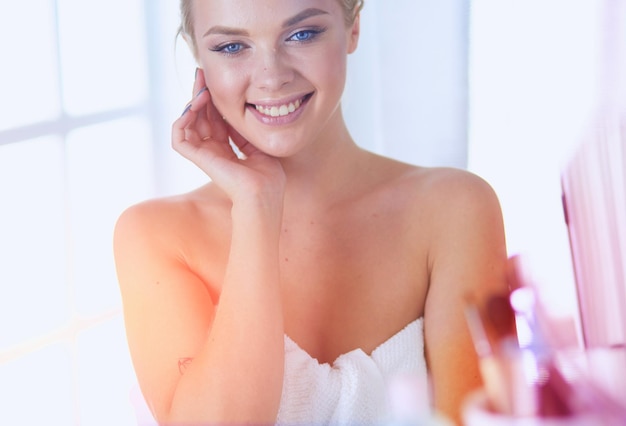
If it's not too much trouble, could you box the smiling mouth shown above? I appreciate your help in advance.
[251,94,312,118]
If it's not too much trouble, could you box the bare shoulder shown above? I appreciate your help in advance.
[410,166,500,209]
[377,165,501,236]
[356,156,504,249]
[114,184,226,254]
[370,157,501,222]
[365,151,495,197]
[406,166,506,272]
[113,183,230,299]
[115,184,214,231]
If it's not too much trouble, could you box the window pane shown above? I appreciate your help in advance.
[0,343,74,425]
[66,117,155,316]
[0,137,69,350]
[57,0,148,115]
[76,318,137,425]
[0,1,60,130]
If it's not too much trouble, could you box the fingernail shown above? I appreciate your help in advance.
[181,103,192,117]
[195,87,208,97]
[195,67,200,79]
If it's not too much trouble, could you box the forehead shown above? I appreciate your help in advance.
[191,0,344,31]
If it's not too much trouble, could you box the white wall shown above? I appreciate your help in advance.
[467,0,615,332]
[344,0,470,168]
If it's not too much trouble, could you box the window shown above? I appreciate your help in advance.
[0,1,157,423]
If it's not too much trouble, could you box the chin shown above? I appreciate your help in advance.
[255,143,301,159]
[248,131,312,159]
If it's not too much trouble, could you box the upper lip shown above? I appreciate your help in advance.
[248,92,312,108]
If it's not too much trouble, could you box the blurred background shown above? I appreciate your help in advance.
[0,0,623,424]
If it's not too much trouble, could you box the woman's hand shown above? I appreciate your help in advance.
[172,69,286,206]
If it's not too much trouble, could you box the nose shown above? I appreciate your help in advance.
[253,48,294,91]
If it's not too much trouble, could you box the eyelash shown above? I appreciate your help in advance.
[211,42,245,55]
[287,27,326,43]
[209,27,327,57]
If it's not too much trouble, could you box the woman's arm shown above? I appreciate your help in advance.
[114,69,287,424]
[423,170,509,425]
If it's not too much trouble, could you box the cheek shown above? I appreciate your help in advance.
[309,44,348,91]
[201,63,248,111]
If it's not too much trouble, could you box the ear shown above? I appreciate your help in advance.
[347,13,361,54]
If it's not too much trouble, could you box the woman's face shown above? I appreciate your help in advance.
[190,0,360,157]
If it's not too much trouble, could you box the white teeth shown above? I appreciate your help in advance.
[255,98,303,117]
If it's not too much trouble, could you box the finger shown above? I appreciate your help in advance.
[192,68,205,97]
[173,127,240,178]
[174,89,231,153]
[172,95,208,147]
[195,69,228,131]
[202,90,230,142]
[172,113,191,153]
[196,68,207,93]
[176,88,209,125]
[174,68,230,149]
[178,87,210,127]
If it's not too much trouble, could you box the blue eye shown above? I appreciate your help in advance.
[288,28,324,43]
[210,42,245,55]
[220,43,244,54]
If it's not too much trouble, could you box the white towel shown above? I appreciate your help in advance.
[276,318,428,425]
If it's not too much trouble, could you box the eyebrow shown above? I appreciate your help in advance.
[202,8,329,38]
[282,8,329,28]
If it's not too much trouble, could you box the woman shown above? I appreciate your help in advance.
[114,0,509,424]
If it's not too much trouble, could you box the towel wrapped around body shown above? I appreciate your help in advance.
[276,318,428,425]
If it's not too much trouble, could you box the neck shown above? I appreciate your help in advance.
[279,113,369,212]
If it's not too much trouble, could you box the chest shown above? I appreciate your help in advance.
[190,202,430,364]
[276,213,429,363]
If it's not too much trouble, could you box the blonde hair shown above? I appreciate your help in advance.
[178,0,364,55]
